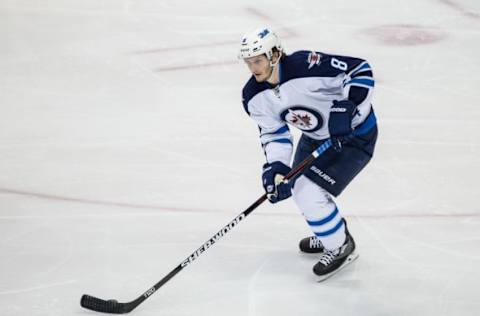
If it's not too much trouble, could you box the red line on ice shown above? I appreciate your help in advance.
[1,187,478,218]
[438,0,480,19]
[136,7,297,71]
[0,187,217,214]
[244,7,298,37]
[155,60,238,72]
[131,40,239,55]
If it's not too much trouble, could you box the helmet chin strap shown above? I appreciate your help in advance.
[266,51,282,84]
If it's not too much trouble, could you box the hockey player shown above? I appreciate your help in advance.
[239,27,378,280]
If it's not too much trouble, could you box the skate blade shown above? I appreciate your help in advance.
[316,253,359,282]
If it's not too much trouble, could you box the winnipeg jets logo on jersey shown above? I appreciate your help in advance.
[307,51,322,69]
[281,106,324,132]
[289,110,312,128]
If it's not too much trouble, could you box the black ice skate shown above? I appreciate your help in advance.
[313,234,358,282]
[299,236,325,253]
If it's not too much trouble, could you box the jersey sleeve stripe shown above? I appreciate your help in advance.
[261,125,289,136]
[264,138,293,146]
[260,125,292,146]
[349,75,374,82]
[351,70,373,79]
[349,62,371,77]
[345,78,375,87]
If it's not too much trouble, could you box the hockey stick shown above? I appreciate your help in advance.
[80,139,333,314]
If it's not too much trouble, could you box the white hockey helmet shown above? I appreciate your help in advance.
[239,27,283,60]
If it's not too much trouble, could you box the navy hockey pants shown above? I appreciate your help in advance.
[292,110,378,197]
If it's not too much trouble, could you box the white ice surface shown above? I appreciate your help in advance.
[1,0,479,315]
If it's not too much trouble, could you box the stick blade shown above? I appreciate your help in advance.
[81,294,130,314]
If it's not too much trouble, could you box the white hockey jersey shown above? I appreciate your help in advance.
[242,50,375,165]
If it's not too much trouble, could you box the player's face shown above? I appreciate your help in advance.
[244,55,271,82]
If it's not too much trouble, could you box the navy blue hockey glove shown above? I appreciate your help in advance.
[262,161,292,204]
[328,100,357,152]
